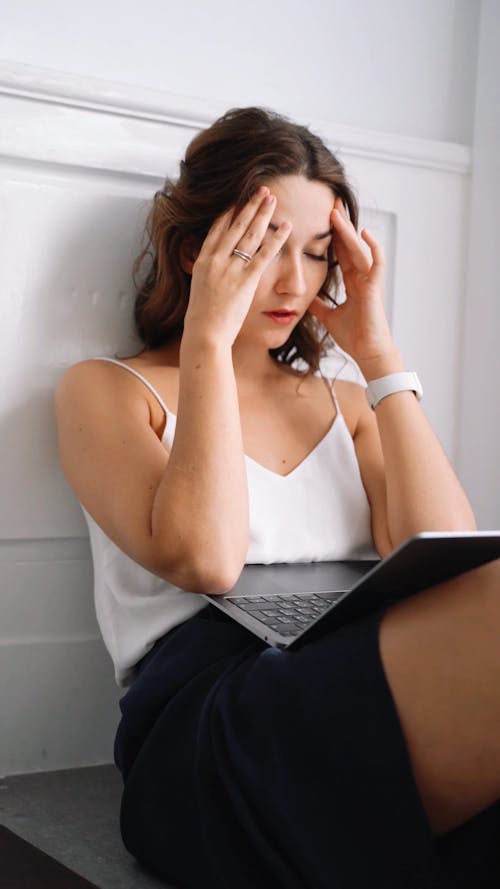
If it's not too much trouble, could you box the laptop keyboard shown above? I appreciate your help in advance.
[225,590,347,636]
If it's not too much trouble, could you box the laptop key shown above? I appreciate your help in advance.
[273,623,302,634]
[232,600,274,612]
[235,596,269,603]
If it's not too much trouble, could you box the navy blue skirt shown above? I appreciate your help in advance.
[114,605,499,889]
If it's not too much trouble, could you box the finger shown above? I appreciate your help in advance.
[200,187,270,257]
[331,228,353,271]
[334,196,349,219]
[308,295,332,326]
[218,187,273,254]
[361,228,385,283]
[247,220,292,275]
[197,206,237,259]
[331,208,371,273]
[331,217,355,272]
[231,193,278,257]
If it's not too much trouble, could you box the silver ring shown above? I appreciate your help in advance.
[232,248,252,263]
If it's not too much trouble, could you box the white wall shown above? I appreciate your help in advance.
[0,0,479,143]
[0,0,497,777]
[456,0,500,529]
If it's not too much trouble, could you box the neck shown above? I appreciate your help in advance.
[135,336,291,386]
[231,338,284,384]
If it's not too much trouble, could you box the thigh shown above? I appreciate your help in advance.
[116,606,435,889]
[379,559,500,836]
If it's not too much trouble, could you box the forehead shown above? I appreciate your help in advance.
[261,174,334,234]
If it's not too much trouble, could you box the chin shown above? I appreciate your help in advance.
[237,318,300,351]
[266,320,300,345]
[264,331,294,351]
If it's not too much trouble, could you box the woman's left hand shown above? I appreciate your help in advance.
[308,196,398,371]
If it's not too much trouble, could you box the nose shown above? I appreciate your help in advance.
[274,252,309,298]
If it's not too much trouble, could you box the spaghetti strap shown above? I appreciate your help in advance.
[319,370,341,415]
[89,357,170,418]
[329,379,341,413]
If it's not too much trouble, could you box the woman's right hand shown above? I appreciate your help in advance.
[183,186,292,348]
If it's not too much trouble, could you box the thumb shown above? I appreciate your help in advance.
[308,296,331,326]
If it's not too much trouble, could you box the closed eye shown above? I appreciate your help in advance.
[256,244,329,262]
[273,247,328,261]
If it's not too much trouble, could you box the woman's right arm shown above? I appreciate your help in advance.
[56,342,245,593]
[55,187,290,593]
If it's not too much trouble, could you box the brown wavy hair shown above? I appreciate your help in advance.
[132,106,359,373]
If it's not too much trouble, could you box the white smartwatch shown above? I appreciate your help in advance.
[366,371,423,410]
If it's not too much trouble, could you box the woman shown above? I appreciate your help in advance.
[55,107,499,888]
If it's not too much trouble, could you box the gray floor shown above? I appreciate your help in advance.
[0,765,177,889]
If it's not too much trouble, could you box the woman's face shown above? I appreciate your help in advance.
[236,174,334,349]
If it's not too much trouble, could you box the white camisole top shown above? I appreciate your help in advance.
[81,358,377,686]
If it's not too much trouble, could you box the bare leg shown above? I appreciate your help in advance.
[379,559,500,836]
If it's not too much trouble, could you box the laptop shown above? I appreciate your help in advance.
[204,531,500,649]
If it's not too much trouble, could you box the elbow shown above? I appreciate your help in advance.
[180,563,243,595]
[156,550,244,596]
[149,526,248,595]
[190,569,242,595]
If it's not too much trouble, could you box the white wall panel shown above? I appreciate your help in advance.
[0,539,93,639]
[0,0,480,144]
[0,637,120,775]
[0,169,148,538]
[0,65,472,774]
[456,0,500,529]
[0,539,120,775]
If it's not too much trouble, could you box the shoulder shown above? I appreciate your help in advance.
[56,357,124,390]
[330,378,367,437]
[55,359,152,427]
[56,358,120,403]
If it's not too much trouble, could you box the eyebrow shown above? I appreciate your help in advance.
[268,222,333,240]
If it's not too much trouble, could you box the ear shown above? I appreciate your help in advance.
[179,236,200,275]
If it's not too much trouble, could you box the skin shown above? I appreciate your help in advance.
[55,175,499,837]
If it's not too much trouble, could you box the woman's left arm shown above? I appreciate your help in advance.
[352,360,476,557]
[309,198,476,557]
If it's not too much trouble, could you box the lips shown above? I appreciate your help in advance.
[263,309,298,325]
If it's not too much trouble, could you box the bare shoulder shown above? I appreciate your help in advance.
[55,358,151,423]
[56,357,131,395]
[56,357,119,399]
[53,356,180,579]
[331,378,367,436]
[54,359,155,493]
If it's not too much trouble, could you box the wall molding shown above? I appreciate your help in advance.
[0,538,90,562]
[0,633,100,647]
[0,61,471,175]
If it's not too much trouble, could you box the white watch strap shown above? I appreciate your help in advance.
[366,371,423,410]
